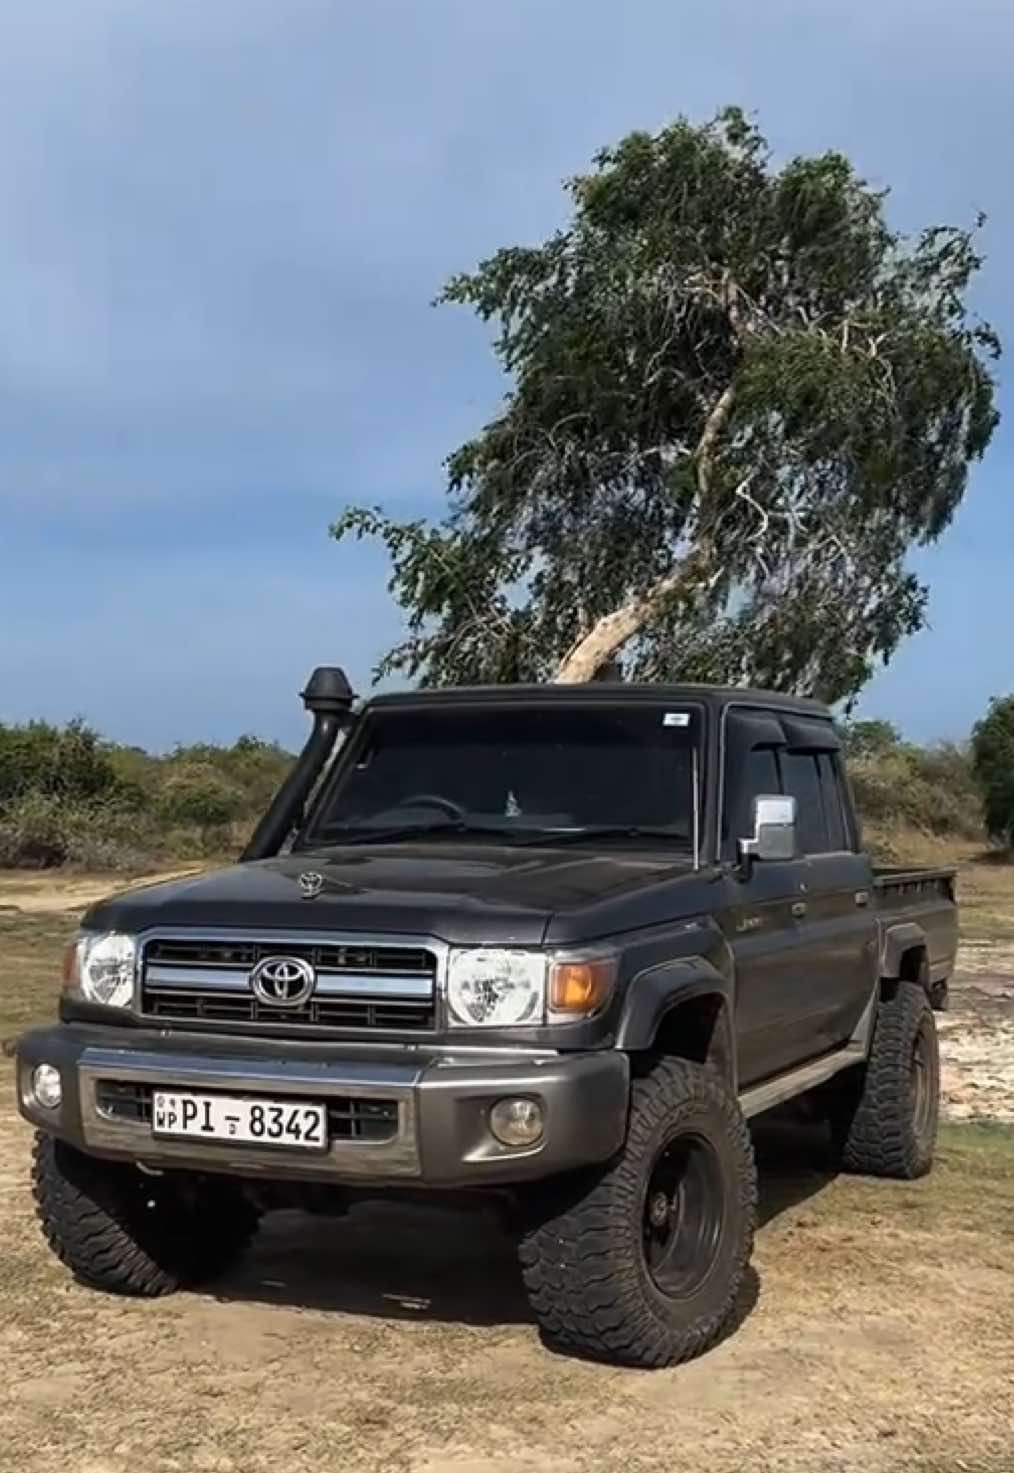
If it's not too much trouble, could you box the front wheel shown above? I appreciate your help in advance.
[32,1134,260,1296]
[518,1058,757,1368]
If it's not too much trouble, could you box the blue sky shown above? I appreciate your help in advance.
[1,0,1011,752]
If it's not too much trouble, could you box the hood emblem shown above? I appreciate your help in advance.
[250,955,316,1008]
[297,870,324,899]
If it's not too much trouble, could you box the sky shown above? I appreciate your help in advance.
[1,0,1011,752]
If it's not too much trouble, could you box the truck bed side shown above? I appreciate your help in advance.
[873,867,958,999]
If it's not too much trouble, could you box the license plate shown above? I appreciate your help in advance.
[152,1091,328,1151]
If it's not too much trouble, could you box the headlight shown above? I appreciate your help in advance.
[447,949,545,1027]
[446,948,617,1028]
[63,931,137,1009]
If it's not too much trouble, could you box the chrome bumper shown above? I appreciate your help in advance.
[17,1025,630,1187]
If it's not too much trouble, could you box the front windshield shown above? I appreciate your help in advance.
[304,703,701,853]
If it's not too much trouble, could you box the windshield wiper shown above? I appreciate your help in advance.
[310,820,528,847]
[516,826,691,848]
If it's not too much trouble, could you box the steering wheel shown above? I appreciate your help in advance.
[392,792,467,821]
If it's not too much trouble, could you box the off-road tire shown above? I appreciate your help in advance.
[829,980,940,1179]
[32,1133,260,1296]
[518,1058,757,1368]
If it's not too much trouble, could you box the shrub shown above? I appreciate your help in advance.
[0,719,121,805]
[972,695,1014,845]
[156,763,246,832]
[0,720,290,872]
[842,722,982,842]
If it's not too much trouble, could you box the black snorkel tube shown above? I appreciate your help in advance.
[240,666,356,861]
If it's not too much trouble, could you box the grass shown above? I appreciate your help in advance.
[0,911,67,1045]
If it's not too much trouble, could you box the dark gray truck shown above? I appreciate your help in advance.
[18,671,957,1367]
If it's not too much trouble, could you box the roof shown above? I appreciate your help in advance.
[363,682,831,719]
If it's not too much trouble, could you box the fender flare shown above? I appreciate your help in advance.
[880,921,928,981]
[615,956,734,1059]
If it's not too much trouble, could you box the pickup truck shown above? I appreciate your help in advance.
[17,670,957,1368]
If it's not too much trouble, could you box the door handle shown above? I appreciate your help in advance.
[791,900,808,920]
[854,891,870,908]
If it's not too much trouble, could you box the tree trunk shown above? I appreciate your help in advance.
[551,382,735,682]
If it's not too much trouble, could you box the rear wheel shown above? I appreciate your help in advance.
[518,1058,757,1368]
[828,980,940,1179]
[32,1134,260,1295]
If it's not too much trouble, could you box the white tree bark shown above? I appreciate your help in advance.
[552,381,736,682]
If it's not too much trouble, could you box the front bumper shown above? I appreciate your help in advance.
[17,1025,629,1187]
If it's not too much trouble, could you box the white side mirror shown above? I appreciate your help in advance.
[739,794,797,863]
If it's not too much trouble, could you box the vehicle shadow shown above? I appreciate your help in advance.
[211,1110,838,1341]
[751,1108,840,1229]
[213,1195,535,1326]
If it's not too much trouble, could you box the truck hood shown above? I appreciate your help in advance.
[84,842,692,946]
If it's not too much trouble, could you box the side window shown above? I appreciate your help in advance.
[780,751,831,855]
[729,745,781,844]
[818,753,848,851]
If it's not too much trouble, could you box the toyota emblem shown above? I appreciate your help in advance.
[298,871,324,900]
[250,955,316,1008]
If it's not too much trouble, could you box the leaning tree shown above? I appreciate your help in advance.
[333,108,999,701]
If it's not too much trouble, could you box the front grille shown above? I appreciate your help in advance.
[139,935,438,1033]
[95,1081,399,1143]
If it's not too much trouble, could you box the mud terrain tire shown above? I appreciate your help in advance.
[519,1058,757,1368]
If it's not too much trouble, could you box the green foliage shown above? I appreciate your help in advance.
[841,720,902,761]
[156,763,245,829]
[0,720,122,805]
[972,696,1014,844]
[0,721,293,870]
[335,107,999,700]
[843,721,982,841]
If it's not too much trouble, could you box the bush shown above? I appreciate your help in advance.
[842,723,982,842]
[972,695,1014,845]
[0,719,292,871]
[0,720,121,806]
[156,764,246,831]
[165,736,292,814]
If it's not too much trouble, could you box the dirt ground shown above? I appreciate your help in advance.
[1,862,1013,1473]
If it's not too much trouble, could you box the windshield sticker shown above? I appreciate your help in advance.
[662,712,692,728]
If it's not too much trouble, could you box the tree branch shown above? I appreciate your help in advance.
[551,380,737,681]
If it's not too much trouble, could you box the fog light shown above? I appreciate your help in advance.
[32,1064,62,1110]
[489,1096,544,1148]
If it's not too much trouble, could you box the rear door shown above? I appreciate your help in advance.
[777,727,879,1057]
[721,709,878,1084]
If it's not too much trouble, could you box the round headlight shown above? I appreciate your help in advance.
[447,949,546,1028]
[79,932,137,1008]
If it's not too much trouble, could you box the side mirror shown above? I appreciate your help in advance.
[739,794,797,864]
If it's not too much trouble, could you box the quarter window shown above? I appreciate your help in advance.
[779,751,830,855]
[818,753,848,851]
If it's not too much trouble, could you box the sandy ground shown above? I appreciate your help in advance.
[2,865,1014,1473]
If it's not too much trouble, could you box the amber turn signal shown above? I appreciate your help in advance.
[548,957,617,1018]
[62,940,80,992]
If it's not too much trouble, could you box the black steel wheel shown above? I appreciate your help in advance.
[642,1131,726,1300]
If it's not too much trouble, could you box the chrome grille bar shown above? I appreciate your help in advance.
[137,928,441,1033]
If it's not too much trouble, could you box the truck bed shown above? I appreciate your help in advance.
[873,865,958,1001]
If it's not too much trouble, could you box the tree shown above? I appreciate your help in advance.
[841,720,902,762]
[972,696,1014,845]
[333,108,999,699]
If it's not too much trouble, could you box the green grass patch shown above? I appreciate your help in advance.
[0,911,67,1042]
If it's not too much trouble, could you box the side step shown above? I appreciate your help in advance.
[738,1043,866,1120]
